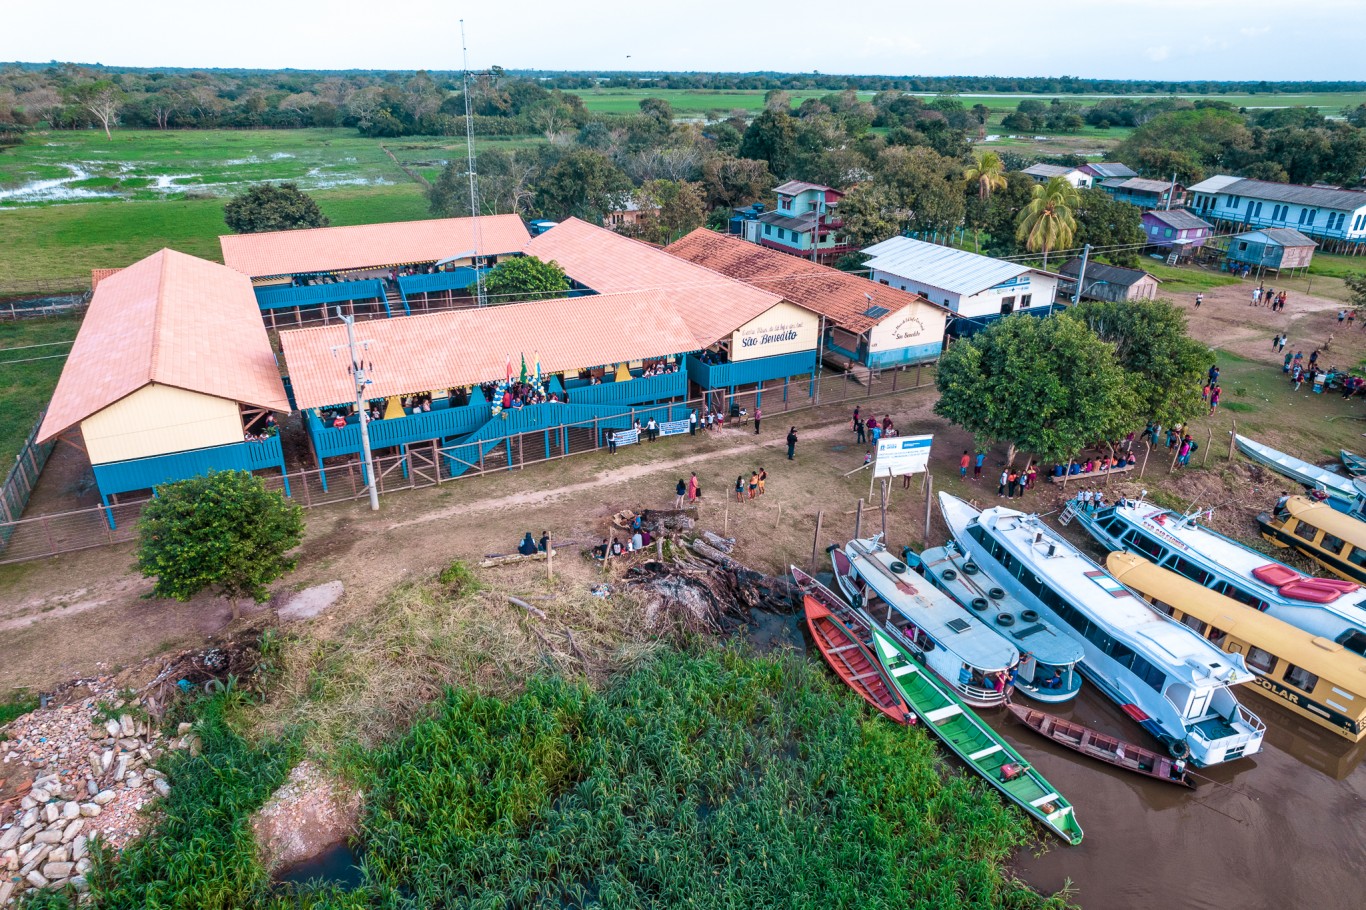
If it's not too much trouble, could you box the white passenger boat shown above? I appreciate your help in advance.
[915,544,1086,704]
[1235,434,1366,514]
[940,494,1266,766]
[1064,495,1366,657]
[831,536,1019,707]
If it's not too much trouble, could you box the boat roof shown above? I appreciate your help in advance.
[1107,552,1366,692]
[1100,499,1366,623]
[1236,434,1359,499]
[846,539,1018,669]
[954,498,1250,688]
[1283,495,1366,543]
[920,545,1085,665]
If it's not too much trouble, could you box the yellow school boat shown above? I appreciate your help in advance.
[1258,495,1366,585]
[1107,552,1366,742]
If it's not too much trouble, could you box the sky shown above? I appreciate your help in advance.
[2,0,1364,81]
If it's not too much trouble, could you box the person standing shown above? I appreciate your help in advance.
[675,478,687,509]
[855,415,866,444]
[647,416,659,442]
[1007,469,1021,498]
[689,409,697,436]
[687,472,698,503]
[608,431,618,455]
[1025,464,1038,491]
[748,471,758,500]
[735,476,745,503]
[786,427,798,460]
[974,451,985,479]
[998,469,1009,497]
[1194,293,1203,308]
[960,450,971,479]
[758,468,767,495]
[1209,386,1221,415]
[1340,309,1348,325]
[754,406,762,435]
[852,406,861,434]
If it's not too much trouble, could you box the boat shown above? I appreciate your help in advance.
[1257,494,1366,586]
[831,537,1019,707]
[1064,494,1366,656]
[1107,551,1366,742]
[915,543,1086,704]
[869,627,1084,845]
[941,493,1266,767]
[1007,704,1196,788]
[1341,450,1366,477]
[1234,434,1366,514]
[794,567,916,726]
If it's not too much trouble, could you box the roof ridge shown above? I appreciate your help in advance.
[148,248,172,384]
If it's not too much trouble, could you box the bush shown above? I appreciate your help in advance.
[437,560,481,597]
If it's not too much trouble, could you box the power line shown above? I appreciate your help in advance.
[0,339,76,354]
[0,352,70,366]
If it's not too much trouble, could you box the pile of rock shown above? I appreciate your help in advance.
[1,690,199,906]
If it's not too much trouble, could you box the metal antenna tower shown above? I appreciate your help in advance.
[460,20,487,306]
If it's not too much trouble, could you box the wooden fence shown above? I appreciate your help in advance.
[0,365,934,565]
[0,411,56,539]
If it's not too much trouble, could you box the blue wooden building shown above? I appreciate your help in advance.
[1187,175,1366,254]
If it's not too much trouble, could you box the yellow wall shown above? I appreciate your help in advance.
[82,384,245,465]
[730,300,819,362]
[867,302,947,353]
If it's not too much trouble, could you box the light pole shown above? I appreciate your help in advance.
[333,308,379,511]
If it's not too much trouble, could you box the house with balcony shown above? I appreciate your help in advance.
[1186,176,1366,253]
[1141,208,1214,259]
[1077,162,1138,182]
[38,249,292,526]
[751,181,851,263]
[1097,177,1184,210]
[860,237,1062,337]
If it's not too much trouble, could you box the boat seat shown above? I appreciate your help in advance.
[1279,580,1346,604]
[828,643,862,654]
[969,744,1003,761]
[925,705,963,723]
[1030,792,1061,807]
[890,664,918,677]
[1252,564,1301,587]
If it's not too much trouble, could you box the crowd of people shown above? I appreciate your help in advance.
[1248,284,1289,310]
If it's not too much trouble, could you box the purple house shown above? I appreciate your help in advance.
[1142,208,1213,258]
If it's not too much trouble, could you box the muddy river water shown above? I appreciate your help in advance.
[1003,684,1366,909]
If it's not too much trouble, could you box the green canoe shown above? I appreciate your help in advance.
[870,627,1084,846]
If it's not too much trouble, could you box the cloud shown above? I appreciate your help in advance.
[1238,26,1271,37]
[1145,45,1172,62]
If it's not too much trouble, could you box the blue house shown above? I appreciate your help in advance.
[1225,228,1317,273]
[1098,177,1184,210]
[1187,175,1366,253]
[750,181,853,263]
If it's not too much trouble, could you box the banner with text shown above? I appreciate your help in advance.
[873,435,933,477]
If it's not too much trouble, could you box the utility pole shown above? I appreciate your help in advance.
[334,308,379,511]
[1072,243,1091,305]
[1166,172,1176,211]
[460,20,488,307]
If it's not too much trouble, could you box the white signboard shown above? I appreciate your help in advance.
[874,434,933,478]
[659,419,691,437]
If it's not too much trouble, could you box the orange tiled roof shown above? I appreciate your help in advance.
[279,290,700,411]
[219,215,531,279]
[664,229,945,335]
[39,250,290,443]
[523,218,783,348]
[90,268,122,290]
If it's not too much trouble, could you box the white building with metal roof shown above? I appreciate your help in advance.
[861,237,1062,328]
[1186,176,1366,251]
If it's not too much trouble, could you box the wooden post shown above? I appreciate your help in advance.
[1105,444,1115,487]
[1203,428,1214,466]
[811,510,824,571]
[724,506,729,537]
[547,533,554,581]
[656,536,664,561]
[854,499,864,539]
[880,479,889,540]
[1228,419,1237,461]
[924,473,934,545]
[1139,441,1151,479]
[1061,458,1073,491]
[776,501,783,529]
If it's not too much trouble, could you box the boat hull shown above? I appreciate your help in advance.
[1008,705,1196,788]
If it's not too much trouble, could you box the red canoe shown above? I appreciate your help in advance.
[800,582,915,726]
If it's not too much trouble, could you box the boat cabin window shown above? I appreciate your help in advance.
[1336,630,1366,656]
[1021,572,1044,597]
[1172,557,1211,585]
[1207,626,1228,647]
[1246,645,1278,674]
[1131,531,1165,560]
[1319,532,1346,556]
[1283,663,1319,692]
[1347,547,1366,569]
[1293,521,1320,543]
[1132,657,1166,692]
[968,525,987,547]
[1217,581,1268,612]
[1181,614,1207,635]
[1101,516,1126,535]
[1108,640,1137,669]
[1149,598,1175,617]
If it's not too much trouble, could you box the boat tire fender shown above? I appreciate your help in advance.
[996,613,1016,627]
[942,568,958,581]
[1168,738,1190,761]
[1020,609,1040,623]
[988,586,1006,600]
[970,597,989,611]
[963,562,980,575]
[889,560,908,574]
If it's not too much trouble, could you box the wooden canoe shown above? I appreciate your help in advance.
[1007,704,1196,789]
[871,628,1084,846]
[794,568,915,726]
[1342,450,1366,478]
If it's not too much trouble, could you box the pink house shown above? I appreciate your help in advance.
[1141,208,1213,257]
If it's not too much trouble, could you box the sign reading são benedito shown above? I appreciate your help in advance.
[873,435,933,478]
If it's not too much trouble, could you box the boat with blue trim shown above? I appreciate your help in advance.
[914,543,1085,704]
[940,493,1266,766]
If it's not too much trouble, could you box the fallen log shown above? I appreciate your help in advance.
[506,595,548,620]
[480,549,556,568]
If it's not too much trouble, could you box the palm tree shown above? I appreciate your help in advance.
[964,152,1007,252]
[1015,176,1080,269]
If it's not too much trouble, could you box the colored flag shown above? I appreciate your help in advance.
[534,351,542,386]
[520,353,528,384]
[505,354,513,382]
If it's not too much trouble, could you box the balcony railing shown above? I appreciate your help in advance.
[685,350,817,389]
[91,436,286,498]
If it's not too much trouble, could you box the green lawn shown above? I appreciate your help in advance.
[1146,262,1243,295]
[1307,251,1366,281]
[0,315,81,468]
[578,88,838,116]
[0,183,431,283]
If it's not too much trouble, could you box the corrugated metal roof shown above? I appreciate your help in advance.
[756,210,817,232]
[860,237,1030,297]
[1021,164,1077,178]
[524,217,783,349]
[1185,174,1243,195]
[1212,178,1366,212]
[39,250,289,443]
[1084,163,1138,179]
[279,290,699,411]
[1059,257,1157,287]
[1143,209,1213,231]
[219,215,530,279]
[773,180,832,195]
[1235,227,1318,247]
[1101,177,1177,194]
[664,229,945,335]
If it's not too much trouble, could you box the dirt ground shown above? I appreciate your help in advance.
[5,276,1365,698]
